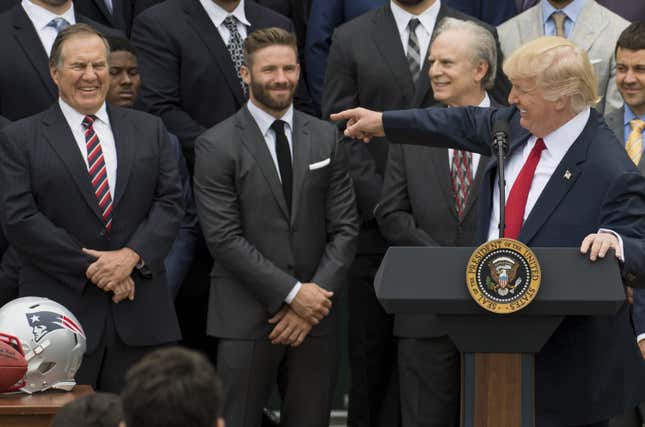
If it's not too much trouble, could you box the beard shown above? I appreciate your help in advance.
[249,79,297,112]
[395,0,427,5]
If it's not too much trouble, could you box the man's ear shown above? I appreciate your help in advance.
[474,61,488,85]
[50,65,59,86]
[216,418,225,427]
[240,65,250,85]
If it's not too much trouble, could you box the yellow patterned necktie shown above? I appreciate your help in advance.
[626,119,645,166]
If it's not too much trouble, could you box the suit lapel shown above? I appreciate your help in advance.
[430,147,457,220]
[605,107,625,144]
[238,107,290,219]
[185,0,245,105]
[109,106,135,207]
[12,8,57,99]
[42,105,105,222]
[569,1,605,53]
[519,5,544,45]
[290,112,310,226]
[518,122,591,243]
[371,6,415,103]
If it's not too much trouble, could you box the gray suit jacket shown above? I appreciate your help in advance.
[193,106,359,340]
[497,0,629,115]
[605,106,645,172]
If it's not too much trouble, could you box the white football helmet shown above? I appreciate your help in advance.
[0,297,86,393]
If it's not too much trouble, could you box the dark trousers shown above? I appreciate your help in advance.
[218,335,338,427]
[398,336,460,427]
[347,254,400,427]
[75,310,171,392]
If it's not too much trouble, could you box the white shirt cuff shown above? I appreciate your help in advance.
[597,228,624,261]
[285,281,301,304]
[637,333,645,344]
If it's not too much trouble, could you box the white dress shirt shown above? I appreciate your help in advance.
[199,0,251,43]
[21,0,76,57]
[58,99,117,199]
[246,100,301,303]
[447,92,490,177]
[390,0,441,73]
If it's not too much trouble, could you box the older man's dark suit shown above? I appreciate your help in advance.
[0,104,183,391]
[376,101,497,426]
[383,105,645,426]
[321,4,510,425]
[74,0,133,34]
[0,4,120,121]
[193,106,358,425]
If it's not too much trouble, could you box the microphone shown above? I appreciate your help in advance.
[492,120,510,239]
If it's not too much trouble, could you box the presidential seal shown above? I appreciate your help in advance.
[465,238,541,314]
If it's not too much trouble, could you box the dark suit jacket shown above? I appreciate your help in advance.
[0,4,122,121]
[322,3,511,255]
[0,115,10,264]
[131,0,313,170]
[383,105,645,425]
[0,103,183,354]
[376,100,498,338]
[74,0,133,34]
[193,106,359,339]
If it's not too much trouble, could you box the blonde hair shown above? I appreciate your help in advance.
[503,36,599,112]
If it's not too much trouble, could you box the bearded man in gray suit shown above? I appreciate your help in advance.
[193,27,359,427]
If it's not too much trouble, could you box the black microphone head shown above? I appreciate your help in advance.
[492,120,510,157]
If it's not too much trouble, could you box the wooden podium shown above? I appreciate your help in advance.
[0,385,93,427]
[374,247,624,427]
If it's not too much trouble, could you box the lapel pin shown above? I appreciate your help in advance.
[564,170,572,180]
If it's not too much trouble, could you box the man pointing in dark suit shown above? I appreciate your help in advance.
[193,28,358,427]
[334,36,645,427]
[376,17,497,427]
[0,24,183,392]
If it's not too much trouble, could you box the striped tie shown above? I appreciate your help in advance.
[223,16,248,97]
[82,115,113,231]
[451,150,473,219]
[626,119,645,166]
[406,18,421,84]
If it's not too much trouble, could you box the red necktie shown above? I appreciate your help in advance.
[82,115,113,231]
[451,150,473,219]
[504,138,546,239]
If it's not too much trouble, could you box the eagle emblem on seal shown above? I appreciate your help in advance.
[486,257,522,297]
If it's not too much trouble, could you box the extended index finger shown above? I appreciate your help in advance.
[330,108,358,122]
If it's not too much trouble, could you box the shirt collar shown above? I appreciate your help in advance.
[246,99,294,136]
[199,0,251,28]
[541,0,586,25]
[390,0,441,37]
[58,98,110,128]
[538,107,590,160]
[624,104,645,126]
[21,0,75,31]
[479,92,491,108]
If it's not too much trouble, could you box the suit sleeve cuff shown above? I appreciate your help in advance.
[637,333,645,343]
[285,281,301,304]
[598,228,624,261]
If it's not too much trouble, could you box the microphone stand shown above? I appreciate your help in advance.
[497,142,506,239]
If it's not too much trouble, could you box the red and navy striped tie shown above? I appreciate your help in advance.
[82,115,113,231]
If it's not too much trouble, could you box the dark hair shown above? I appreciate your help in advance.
[49,23,110,68]
[51,393,123,427]
[616,22,645,54]
[106,36,137,57]
[243,27,297,67]
[121,347,222,427]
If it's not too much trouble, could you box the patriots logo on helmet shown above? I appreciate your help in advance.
[25,311,85,342]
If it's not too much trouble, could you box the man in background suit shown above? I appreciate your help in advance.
[0,0,120,121]
[0,24,183,392]
[193,28,358,426]
[375,18,496,426]
[497,0,629,115]
[604,22,645,427]
[105,36,199,299]
[334,36,645,427]
[74,0,133,34]
[321,1,510,425]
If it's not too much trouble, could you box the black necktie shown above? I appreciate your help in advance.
[271,120,292,211]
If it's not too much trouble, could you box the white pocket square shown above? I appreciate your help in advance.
[309,158,330,170]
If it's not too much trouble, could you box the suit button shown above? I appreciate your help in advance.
[99,230,106,237]
[287,264,294,270]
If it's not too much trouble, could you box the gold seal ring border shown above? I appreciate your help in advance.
[466,238,541,314]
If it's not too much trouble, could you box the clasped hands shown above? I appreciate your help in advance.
[268,283,333,347]
[83,247,140,303]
